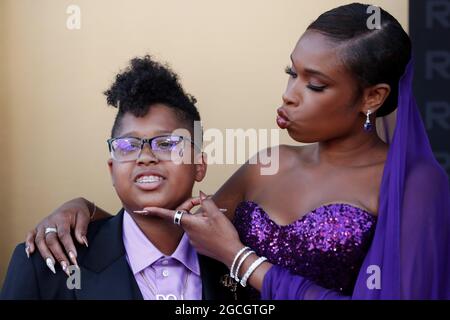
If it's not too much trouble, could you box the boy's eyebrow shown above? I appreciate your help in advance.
[119,130,174,137]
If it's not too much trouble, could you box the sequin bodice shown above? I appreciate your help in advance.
[233,201,377,294]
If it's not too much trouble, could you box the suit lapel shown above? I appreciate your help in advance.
[74,210,143,300]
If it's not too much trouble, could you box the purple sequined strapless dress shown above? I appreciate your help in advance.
[233,201,377,296]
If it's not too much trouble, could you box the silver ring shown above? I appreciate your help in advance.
[173,210,186,226]
[45,227,57,236]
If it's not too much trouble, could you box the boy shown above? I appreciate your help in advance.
[1,56,239,300]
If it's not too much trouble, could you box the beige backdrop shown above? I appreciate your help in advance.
[0,0,408,284]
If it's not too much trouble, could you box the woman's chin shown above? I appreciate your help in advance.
[287,130,317,144]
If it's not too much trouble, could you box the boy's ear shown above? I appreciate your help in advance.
[107,159,115,185]
[194,152,207,182]
[107,158,113,173]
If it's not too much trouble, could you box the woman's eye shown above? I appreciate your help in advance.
[307,83,327,92]
[284,66,297,78]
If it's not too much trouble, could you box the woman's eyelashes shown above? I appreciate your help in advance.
[306,84,327,92]
[285,66,297,78]
[285,66,327,92]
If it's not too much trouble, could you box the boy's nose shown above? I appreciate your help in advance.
[136,144,159,165]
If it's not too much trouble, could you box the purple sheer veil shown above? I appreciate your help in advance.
[261,60,450,300]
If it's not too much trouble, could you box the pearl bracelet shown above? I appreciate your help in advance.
[240,256,267,287]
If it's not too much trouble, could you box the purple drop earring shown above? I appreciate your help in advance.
[364,110,373,132]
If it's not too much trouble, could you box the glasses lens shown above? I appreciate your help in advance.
[151,135,184,160]
[111,138,141,161]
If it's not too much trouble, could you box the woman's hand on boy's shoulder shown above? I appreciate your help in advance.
[24,197,95,275]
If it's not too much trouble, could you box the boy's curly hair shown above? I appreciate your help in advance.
[105,55,201,137]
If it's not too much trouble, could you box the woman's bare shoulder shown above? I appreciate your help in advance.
[243,144,315,180]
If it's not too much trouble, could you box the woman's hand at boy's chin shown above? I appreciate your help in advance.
[141,191,245,268]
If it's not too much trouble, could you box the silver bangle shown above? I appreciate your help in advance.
[233,250,254,281]
[240,256,267,287]
[230,247,250,279]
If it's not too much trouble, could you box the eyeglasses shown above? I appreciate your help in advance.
[107,135,198,162]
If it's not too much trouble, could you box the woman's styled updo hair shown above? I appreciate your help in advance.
[307,2,411,117]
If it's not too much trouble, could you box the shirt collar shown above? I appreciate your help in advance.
[122,210,200,276]
[172,232,201,276]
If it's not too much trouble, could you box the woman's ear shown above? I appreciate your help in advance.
[194,152,207,182]
[361,83,391,114]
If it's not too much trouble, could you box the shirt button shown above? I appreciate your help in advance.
[162,269,169,277]
[162,260,169,266]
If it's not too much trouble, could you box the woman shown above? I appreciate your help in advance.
[23,3,450,299]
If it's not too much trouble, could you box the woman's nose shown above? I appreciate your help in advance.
[282,82,299,107]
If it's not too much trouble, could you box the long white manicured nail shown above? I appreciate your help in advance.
[81,236,89,248]
[133,210,149,214]
[46,257,56,274]
[68,251,79,267]
[61,261,70,276]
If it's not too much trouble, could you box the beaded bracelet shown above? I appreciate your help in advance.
[240,256,267,287]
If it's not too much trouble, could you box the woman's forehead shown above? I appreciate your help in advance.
[292,31,349,79]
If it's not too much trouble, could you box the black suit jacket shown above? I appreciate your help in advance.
[1,210,246,300]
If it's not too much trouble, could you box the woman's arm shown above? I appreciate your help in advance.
[25,197,112,271]
[144,192,350,300]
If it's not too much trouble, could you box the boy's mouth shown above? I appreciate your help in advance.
[134,171,166,191]
[135,175,164,183]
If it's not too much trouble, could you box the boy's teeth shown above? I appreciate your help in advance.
[136,175,163,183]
